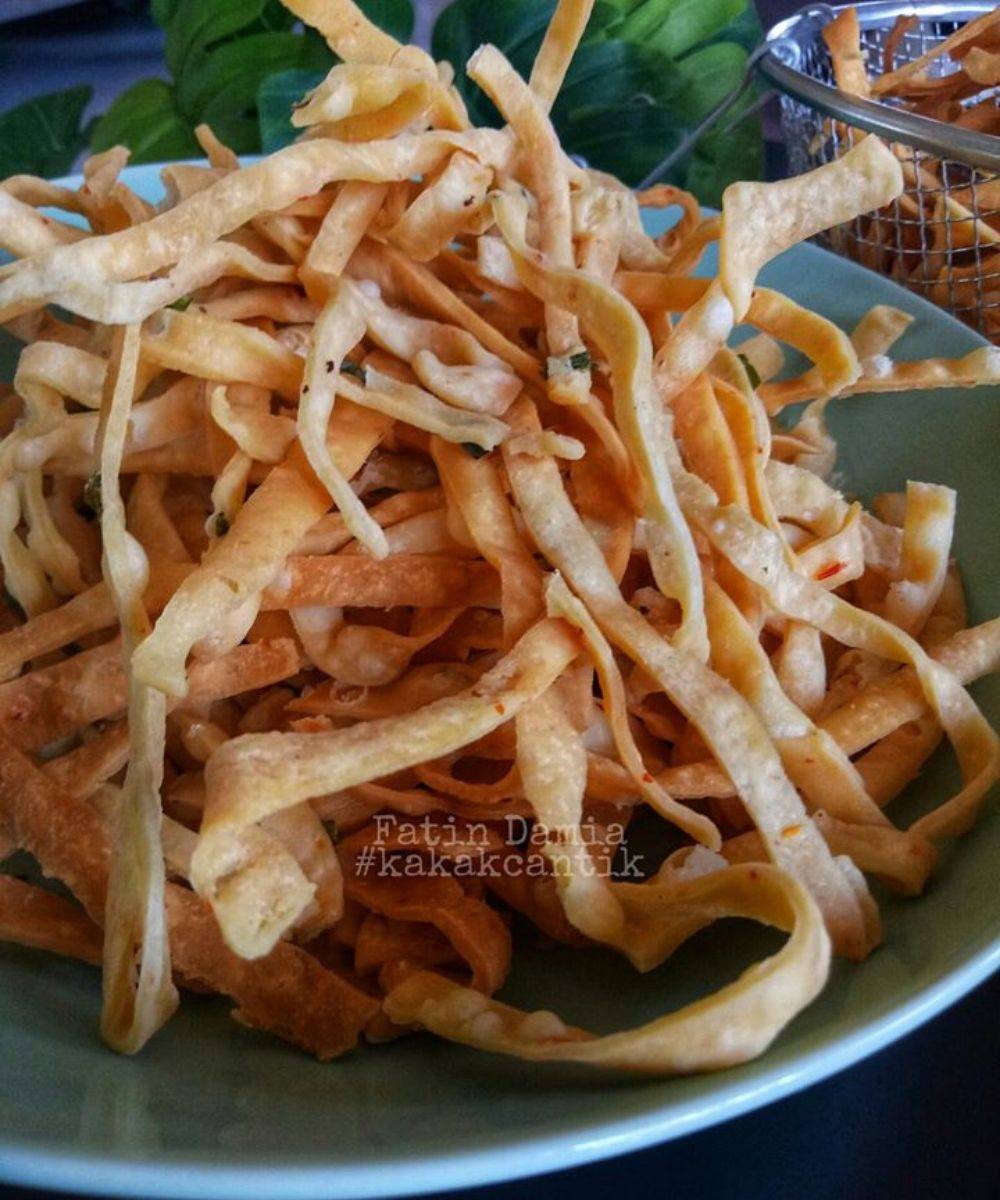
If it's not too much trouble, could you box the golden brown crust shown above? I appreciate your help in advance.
[0,874,103,964]
[0,735,378,1057]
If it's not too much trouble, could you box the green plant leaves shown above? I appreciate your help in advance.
[685,92,763,205]
[432,0,554,125]
[97,0,411,163]
[358,0,415,43]
[0,86,93,179]
[164,0,293,80]
[150,0,181,26]
[181,30,331,128]
[89,0,333,163]
[607,0,746,58]
[0,0,758,200]
[89,80,201,164]
[432,0,763,202]
[553,40,686,114]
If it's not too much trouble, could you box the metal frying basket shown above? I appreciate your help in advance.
[759,1,1000,340]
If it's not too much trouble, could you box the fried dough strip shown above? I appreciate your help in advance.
[345,868,512,995]
[546,574,719,845]
[93,324,177,1054]
[384,862,829,1075]
[266,555,501,610]
[502,399,874,959]
[0,133,513,322]
[529,0,596,111]
[720,137,904,322]
[283,0,422,67]
[0,583,116,681]
[872,8,1000,95]
[492,191,707,659]
[469,46,589,406]
[0,637,303,753]
[0,736,378,1057]
[192,619,580,958]
[132,404,388,697]
[0,875,103,964]
[673,467,1000,841]
[298,280,388,557]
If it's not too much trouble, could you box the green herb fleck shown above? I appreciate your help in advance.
[213,512,230,538]
[737,353,761,391]
[169,294,193,312]
[323,820,341,844]
[462,442,488,459]
[568,349,591,371]
[341,360,366,381]
[82,472,102,518]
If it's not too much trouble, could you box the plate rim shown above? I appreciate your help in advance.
[1,939,997,1199]
[0,162,997,1199]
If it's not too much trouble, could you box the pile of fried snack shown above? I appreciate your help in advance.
[0,0,997,1074]
[822,6,1000,332]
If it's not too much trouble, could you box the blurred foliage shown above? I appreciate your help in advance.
[2,0,762,204]
[0,86,93,178]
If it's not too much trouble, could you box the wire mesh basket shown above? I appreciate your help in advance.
[760,1,1000,340]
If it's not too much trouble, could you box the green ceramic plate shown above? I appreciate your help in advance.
[0,169,996,1198]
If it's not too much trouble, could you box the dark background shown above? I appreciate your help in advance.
[0,3,998,1199]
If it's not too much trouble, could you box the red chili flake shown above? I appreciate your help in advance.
[815,561,845,581]
[494,703,506,716]
[642,772,654,783]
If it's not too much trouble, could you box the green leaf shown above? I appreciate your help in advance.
[683,85,763,206]
[258,68,327,154]
[433,0,555,68]
[178,30,330,124]
[702,2,761,53]
[164,0,289,80]
[204,115,263,155]
[0,86,92,179]
[615,0,746,59]
[150,0,181,26]
[553,40,686,115]
[670,41,749,124]
[590,0,646,16]
[558,100,685,187]
[430,0,764,202]
[433,0,556,124]
[358,0,415,44]
[89,79,201,165]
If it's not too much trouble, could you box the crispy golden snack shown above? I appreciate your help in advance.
[0,0,996,1072]
[0,735,378,1056]
[815,7,1000,338]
